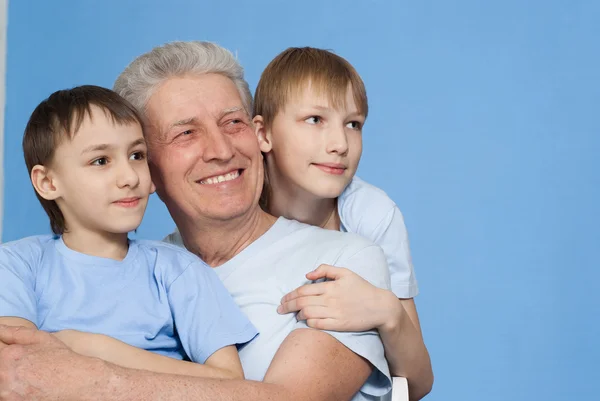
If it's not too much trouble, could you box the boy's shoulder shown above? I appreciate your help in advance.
[0,235,56,270]
[340,176,396,207]
[338,176,398,234]
[0,234,56,255]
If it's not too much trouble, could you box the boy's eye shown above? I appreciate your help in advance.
[91,157,108,166]
[130,151,145,161]
[305,116,322,125]
[346,121,362,130]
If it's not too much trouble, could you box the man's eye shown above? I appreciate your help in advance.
[181,130,193,136]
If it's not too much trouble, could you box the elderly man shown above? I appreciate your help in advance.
[0,41,431,400]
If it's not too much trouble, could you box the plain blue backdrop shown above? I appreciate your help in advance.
[3,1,599,400]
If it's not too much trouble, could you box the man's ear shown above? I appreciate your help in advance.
[31,165,60,200]
[252,115,273,153]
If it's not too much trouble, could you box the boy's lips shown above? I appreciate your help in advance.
[312,163,347,175]
[113,197,141,207]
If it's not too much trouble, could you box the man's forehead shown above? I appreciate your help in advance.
[150,77,245,121]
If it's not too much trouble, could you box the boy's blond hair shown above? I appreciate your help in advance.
[253,47,368,128]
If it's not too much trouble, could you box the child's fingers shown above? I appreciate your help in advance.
[280,281,329,304]
[305,264,347,281]
[277,295,326,314]
[296,306,333,322]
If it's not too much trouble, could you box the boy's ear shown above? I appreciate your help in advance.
[252,115,273,153]
[150,180,157,195]
[31,165,60,200]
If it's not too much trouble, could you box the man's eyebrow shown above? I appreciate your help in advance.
[168,117,197,130]
[161,117,197,139]
[218,106,245,119]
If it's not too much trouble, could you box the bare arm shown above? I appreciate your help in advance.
[379,296,433,401]
[54,330,244,379]
[0,317,36,329]
[107,328,372,401]
[278,265,434,400]
[0,325,375,401]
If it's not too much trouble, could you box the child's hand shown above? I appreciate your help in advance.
[278,264,400,332]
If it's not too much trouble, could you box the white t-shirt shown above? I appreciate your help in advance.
[164,217,392,400]
[338,176,419,298]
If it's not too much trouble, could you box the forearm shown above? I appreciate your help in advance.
[378,295,433,400]
[85,361,290,401]
[79,334,241,380]
[0,316,36,329]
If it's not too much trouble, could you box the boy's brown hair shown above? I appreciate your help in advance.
[253,47,368,128]
[22,85,143,235]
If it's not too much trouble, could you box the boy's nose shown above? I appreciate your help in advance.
[117,162,140,188]
[326,125,349,156]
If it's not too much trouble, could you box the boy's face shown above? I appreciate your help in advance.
[46,106,154,235]
[263,83,364,200]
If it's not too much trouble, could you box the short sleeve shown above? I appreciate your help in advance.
[295,244,392,397]
[0,242,39,325]
[372,206,419,298]
[168,261,258,363]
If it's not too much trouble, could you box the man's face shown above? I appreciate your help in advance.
[262,83,364,200]
[144,73,264,223]
[48,106,154,235]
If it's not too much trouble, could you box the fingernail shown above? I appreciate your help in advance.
[277,305,282,314]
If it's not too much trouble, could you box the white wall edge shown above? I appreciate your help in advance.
[0,0,6,242]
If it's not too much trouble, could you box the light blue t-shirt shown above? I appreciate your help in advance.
[339,176,419,298]
[0,235,258,363]
[165,217,393,400]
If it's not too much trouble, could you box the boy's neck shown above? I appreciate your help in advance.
[62,229,130,261]
[268,187,341,231]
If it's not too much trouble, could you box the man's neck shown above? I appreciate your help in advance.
[62,228,129,260]
[175,206,277,267]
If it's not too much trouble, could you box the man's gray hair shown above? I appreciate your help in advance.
[113,41,252,118]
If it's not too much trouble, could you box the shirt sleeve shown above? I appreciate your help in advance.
[371,206,419,298]
[294,244,393,398]
[167,261,258,364]
[0,242,39,325]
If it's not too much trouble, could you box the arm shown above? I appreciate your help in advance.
[53,330,243,379]
[379,296,433,400]
[0,325,376,401]
[0,241,40,347]
[0,317,36,329]
[279,265,433,400]
[0,317,36,351]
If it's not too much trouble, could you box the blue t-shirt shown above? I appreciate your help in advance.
[0,235,257,363]
[338,176,419,298]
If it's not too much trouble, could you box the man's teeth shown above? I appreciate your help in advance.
[200,170,240,184]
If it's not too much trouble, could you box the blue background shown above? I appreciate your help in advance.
[3,1,599,400]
